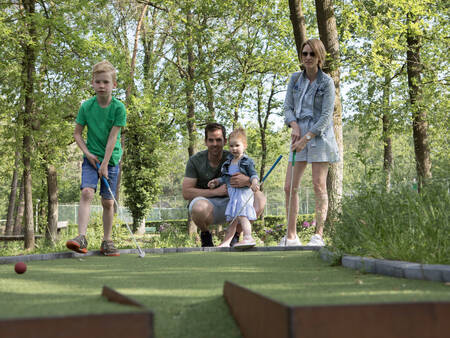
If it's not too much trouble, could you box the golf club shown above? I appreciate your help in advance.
[227,154,283,231]
[96,163,145,258]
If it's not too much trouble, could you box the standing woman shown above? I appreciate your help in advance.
[279,38,339,247]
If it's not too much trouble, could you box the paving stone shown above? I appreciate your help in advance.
[441,266,450,282]
[375,260,405,278]
[147,248,164,254]
[360,257,377,274]
[403,264,425,280]
[202,247,216,252]
[342,256,362,269]
[422,264,445,282]
[265,246,284,251]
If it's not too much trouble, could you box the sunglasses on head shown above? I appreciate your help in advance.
[302,51,315,57]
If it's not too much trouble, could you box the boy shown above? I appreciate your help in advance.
[66,60,126,256]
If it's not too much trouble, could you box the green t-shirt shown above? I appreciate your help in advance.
[76,96,126,166]
[184,150,231,189]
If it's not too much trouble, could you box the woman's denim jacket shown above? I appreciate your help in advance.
[218,154,259,186]
[284,68,336,137]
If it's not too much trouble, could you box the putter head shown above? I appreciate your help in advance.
[138,251,146,258]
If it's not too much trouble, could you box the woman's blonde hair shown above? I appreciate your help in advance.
[92,60,117,82]
[228,127,247,146]
[301,38,327,69]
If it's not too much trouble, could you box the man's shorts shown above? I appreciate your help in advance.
[80,157,120,200]
[188,196,229,225]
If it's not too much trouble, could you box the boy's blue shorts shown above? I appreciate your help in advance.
[80,157,120,200]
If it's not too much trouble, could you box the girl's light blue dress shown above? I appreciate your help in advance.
[225,164,257,221]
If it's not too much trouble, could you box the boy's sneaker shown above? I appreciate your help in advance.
[278,235,302,246]
[230,232,240,247]
[66,235,88,254]
[306,234,325,247]
[200,231,214,247]
[100,240,120,256]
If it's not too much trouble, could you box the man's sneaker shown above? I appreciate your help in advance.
[100,240,120,256]
[66,235,88,254]
[278,235,302,246]
[200,231,214,247]
[230,232,240,247]
[307,234,325,247]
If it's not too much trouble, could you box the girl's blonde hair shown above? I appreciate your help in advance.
[92,60,117,82]
[229,127,247,146]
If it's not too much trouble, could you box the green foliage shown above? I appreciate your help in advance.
[330,181,450,264]
[253,214,317,245]
[122,94,176,230]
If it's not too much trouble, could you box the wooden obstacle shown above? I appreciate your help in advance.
[0,287,153,338]
[223,281,450,338]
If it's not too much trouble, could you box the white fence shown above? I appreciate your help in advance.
[58,189,316,224]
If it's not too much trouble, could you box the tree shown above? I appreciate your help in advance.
[406,10,431,191]
[289,0,308,62]
[315,0,344,222]
[20,0,38,249]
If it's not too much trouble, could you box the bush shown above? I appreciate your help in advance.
[330,181,450,265]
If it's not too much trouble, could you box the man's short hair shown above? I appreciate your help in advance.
[204,122,226,141]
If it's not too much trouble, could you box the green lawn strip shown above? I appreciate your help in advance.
[1,251,449,338]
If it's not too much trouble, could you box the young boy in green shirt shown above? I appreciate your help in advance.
[66,60,126,256]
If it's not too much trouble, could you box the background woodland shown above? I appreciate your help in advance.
[0,0,448,249]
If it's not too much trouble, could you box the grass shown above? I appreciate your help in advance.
[1,251,449,338]
[330,182,450,265]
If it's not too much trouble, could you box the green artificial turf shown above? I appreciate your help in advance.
[1,251,449,338]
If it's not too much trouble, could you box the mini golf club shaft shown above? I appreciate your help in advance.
[97,164,145,257]
[228,155,283,228]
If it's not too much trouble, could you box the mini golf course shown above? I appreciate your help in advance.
[1,249,449,337]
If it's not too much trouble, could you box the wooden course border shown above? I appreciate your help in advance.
[223,281,450,338]
[0,287,153,338]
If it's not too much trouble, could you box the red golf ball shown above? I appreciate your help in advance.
[14,262,27,274]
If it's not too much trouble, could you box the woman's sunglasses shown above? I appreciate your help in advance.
[302,51,315,57]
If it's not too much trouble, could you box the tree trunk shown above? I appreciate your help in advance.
[288,0,308,64]
[315,0,344,224]
[406,12,431,192]
[5,151,20,235]
[13,181,25,235]
[185,8,197,235]
[46,164,58,242]
[382,74,393,192]
[21,0,37,249]
[186,9,196,157]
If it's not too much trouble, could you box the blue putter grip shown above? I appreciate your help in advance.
[261,155,283,183]
[96,163,110,188]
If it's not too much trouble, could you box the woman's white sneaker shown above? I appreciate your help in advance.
[307,234,325,247]
[278,235,302,246]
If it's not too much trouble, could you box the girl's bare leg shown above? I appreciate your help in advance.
[218,220,238,247]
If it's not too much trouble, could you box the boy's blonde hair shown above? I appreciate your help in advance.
[228,127,247,146]
[92,60,117,82]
